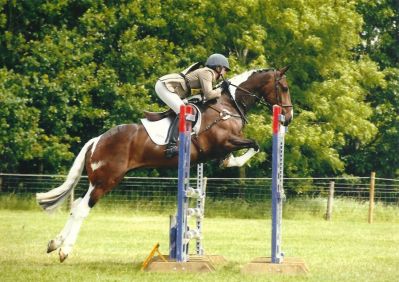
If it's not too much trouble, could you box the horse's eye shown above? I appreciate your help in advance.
[281,86,288,92]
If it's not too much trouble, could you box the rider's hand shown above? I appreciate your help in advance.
[221,80,230,92]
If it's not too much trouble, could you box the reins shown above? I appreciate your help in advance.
[195,69,293,138]
[228,82,271,109]
[221,73,249,124]
[226,70,293,113]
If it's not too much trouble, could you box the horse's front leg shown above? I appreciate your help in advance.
[221,137,259,168]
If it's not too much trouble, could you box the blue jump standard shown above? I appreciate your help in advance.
[242,105,308,274]
[174,104,193,262]
[144,104,225,272]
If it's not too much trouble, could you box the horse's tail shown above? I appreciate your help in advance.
[36,137,98,212]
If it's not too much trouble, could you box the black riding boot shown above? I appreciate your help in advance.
[165,116,179,158]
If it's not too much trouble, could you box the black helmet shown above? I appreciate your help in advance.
[205,53,230,70]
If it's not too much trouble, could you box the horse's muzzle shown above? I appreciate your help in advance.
[282,108,293,126]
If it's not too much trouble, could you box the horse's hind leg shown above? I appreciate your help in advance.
[56,184,96,262]
[47,212,78,253]
[56,174,122,262]
[47,197,92,254]
[47,190,94,254]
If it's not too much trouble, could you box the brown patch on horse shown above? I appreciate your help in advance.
[82,69,293,208]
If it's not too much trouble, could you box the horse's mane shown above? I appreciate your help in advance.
[229,68,274,83]
[225,68,274,99]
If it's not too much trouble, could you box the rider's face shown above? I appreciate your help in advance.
[220,67,227,76]
[215,66,227,80]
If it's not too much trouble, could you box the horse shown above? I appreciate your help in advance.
[36,67,293,262]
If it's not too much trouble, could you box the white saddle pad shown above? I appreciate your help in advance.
[141,105,202,145]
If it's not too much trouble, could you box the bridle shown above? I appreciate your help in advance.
[273,70,293,109]
[227,69,293,114]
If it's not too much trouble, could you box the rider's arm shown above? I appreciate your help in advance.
[198,69,222,102]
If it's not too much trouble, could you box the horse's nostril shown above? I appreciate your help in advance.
[283,115,293,126]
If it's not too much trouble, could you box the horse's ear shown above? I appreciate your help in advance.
[279,65,290,75]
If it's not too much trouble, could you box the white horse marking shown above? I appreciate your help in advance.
[91,160,105,171]
[90,136,102,156]
[58,184,95,260]
[228,70,256,99]
[222,148,259,167]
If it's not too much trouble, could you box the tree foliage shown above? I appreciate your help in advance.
[344,0,399,178]
[0,0,397,178]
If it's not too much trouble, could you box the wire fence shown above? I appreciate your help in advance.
[1,173,398,221]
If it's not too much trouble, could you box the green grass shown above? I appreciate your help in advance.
[0,209,398,281]
[1,194,399,221]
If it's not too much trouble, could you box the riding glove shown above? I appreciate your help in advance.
[221,80,230,93]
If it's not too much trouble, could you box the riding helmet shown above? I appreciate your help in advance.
[205,53,230,71]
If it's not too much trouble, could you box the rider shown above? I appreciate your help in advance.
[155,53,231,158]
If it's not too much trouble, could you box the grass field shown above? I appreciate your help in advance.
[0,208,398,282]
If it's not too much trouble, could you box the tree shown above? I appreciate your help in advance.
[0,69,43,171]
[0,0,391,179]
[242,0,384,178]
[344,0,399,177]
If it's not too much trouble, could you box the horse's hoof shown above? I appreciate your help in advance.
[47,240,59,253]
[59,249,68,263]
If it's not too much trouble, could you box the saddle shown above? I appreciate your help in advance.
[143,108,174,122]
[141,96,207,146]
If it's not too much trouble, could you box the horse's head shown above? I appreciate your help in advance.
[260,66,293,126]
[232,67,293,126]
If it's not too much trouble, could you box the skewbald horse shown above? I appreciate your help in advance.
[37,67,293,262]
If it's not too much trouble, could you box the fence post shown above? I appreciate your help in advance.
[368,172,376,224]
[325,181,335,221]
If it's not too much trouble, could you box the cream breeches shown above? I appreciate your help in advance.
[155,80,184,114]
